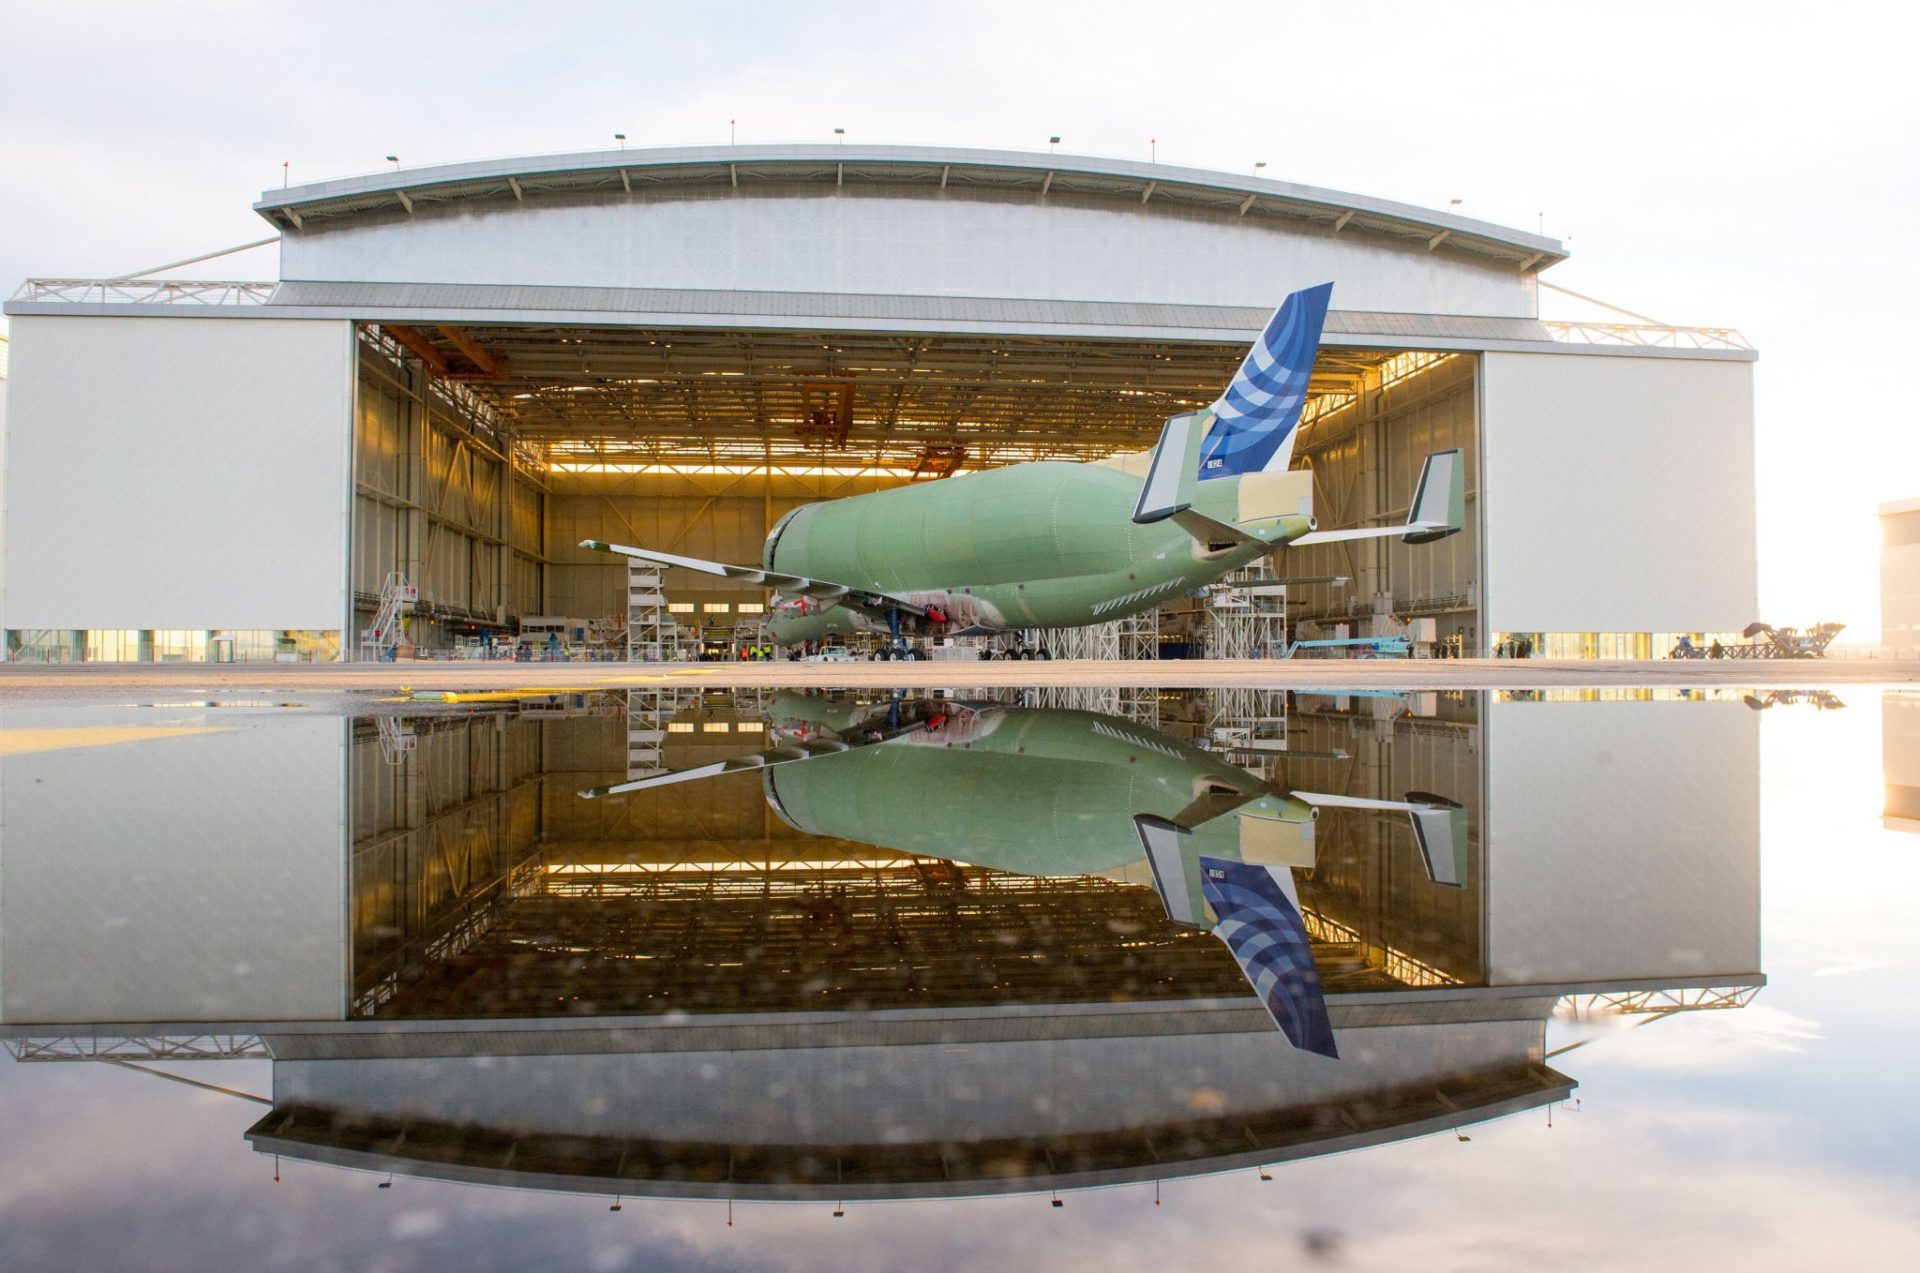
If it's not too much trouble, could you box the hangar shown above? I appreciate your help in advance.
[0,144,1757,661]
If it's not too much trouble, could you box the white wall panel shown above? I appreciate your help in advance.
[282,190,1537,318]
[1485,699,1759,986]
[0,710,347,1024]
[1482,352,1756,633]
[2,316,353,631]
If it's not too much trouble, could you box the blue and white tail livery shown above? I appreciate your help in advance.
[1196,282,1333,481]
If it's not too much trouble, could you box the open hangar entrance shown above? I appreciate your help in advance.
[348,316,1480,659]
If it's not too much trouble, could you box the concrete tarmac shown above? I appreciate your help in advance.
[0,657,1914,705]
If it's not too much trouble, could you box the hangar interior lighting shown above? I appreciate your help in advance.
[365,322,1424,475]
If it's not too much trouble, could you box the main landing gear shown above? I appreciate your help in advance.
[869,607,927,660]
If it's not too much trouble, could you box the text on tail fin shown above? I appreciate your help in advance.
[1197,282,1333,481]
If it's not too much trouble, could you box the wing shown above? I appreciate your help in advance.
[581,736,858,799]
[579,540,927,618]
[580,714,932,800]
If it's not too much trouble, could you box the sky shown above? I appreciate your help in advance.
[0,0,1915,636]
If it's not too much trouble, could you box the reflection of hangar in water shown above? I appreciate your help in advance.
[3,145,1755,661]
[1,690,1763,1199]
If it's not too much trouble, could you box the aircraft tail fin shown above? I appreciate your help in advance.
[1197,282,1333,482]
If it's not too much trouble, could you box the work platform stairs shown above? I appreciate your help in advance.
[626,686,692,778]
[626,562,688,661]
[359,573,418,661]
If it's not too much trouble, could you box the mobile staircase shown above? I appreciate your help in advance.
[359,573,418,661]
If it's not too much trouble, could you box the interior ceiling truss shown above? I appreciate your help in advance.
[369,322,1420,471]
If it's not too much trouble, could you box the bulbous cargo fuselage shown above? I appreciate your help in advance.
[764,459,1307,643]
[763,704,1315,879]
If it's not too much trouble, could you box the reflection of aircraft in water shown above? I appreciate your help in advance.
[583,694,1468,1057]
[0,694,1768,1209]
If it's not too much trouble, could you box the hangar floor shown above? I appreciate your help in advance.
[0,659,1912,705]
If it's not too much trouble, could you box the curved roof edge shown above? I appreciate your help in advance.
[254,144,1566,273]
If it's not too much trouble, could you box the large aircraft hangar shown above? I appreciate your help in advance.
[0,144,1757,660]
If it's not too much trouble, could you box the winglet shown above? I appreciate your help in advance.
[1402,449,1465,544]
[1404,792,1469,887]
[1135,814,1208,927]
[1132,411,1208,524]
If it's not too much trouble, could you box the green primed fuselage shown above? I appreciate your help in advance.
[764,459,1307,645]
[763,702,1312,880]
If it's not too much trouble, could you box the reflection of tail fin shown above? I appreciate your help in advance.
[1197,282,1333,481]
[1199,857,1338,1058]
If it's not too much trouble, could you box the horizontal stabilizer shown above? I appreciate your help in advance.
[1295,790,1469,888]
[1289,448,1464,547]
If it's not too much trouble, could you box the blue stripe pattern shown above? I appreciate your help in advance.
[1195,282,1333,481]
[1198,856,1338,1057]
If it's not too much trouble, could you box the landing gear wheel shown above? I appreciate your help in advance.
[909,648,927,661]
[1035,649,1052,660]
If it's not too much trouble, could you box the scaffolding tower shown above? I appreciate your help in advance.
[1205,561,1287,660]
[1206,686,1292,778]
[1023,622,1110,660]
[1022,605,1161,662]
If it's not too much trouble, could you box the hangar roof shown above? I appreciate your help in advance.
[254,143,1567,274]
